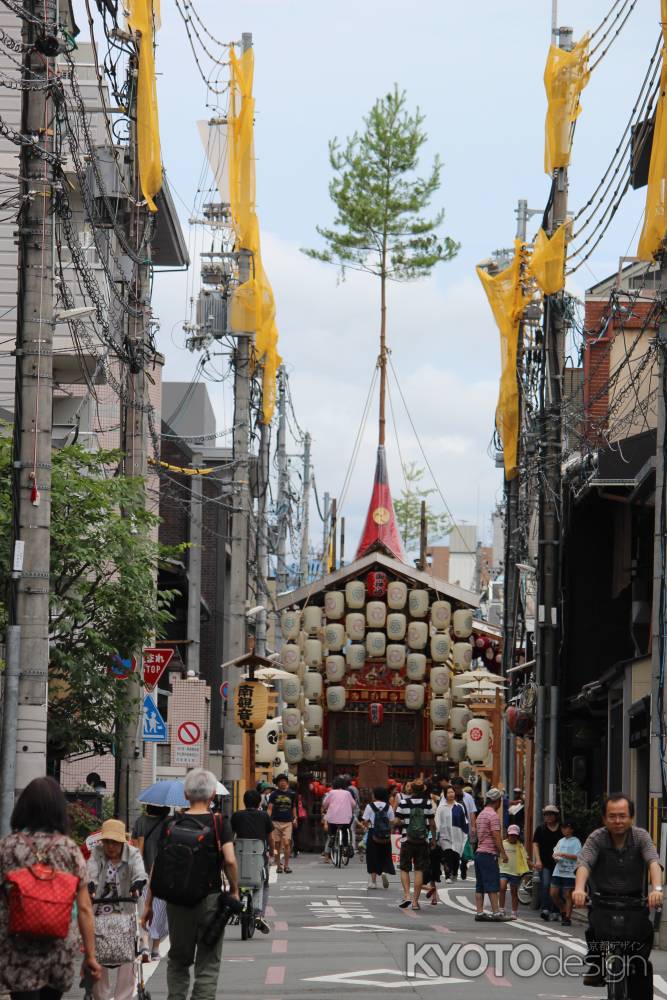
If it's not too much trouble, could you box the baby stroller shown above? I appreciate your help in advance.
[82,894,151,1000]
[231,839,268,940]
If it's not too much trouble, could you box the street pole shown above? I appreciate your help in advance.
[535,24,572,815]
[186,456,203,674]
[276,365,288,594]
[0,627,21,833]
[255,419,270,657]
[117,34,154,829]
[322,491,330,568]
[223,31,253,786]
[299,431,311,586]
[9,0,57,799]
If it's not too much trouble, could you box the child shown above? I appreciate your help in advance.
[499,823,530,919]
[549,817,581,926]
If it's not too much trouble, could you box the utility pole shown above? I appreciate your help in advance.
[255,419,270,657]
[299,431,311,586]
[117,32,153,829]
[322,490,330,569]
[186,456,203,674]
[223,31,253,787]
[535,24,572,815]
[276,365,288,593]
[6,0,57,808]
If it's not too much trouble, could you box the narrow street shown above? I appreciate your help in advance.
[64,857,667,1000]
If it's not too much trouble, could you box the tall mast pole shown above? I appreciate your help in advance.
[378,268,387,447]
[299,432,311,586]
[276,365,288,593]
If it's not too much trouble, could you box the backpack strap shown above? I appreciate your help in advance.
[212,812,224,855]
[370,803,379,816]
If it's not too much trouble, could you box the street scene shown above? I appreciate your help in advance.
[0,0,667,998]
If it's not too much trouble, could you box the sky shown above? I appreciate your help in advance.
[149,0,660,554]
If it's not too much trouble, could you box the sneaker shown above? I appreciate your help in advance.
[549,912,561,921]
[510,912,518,920]
[276,865,283,873]
[367,880,378,889]
[561,917,571,926]
[474,912,491,921]
[540,909,550,921]
[491,912,508,921]
[255,916,271,935]
[381,873,389,889]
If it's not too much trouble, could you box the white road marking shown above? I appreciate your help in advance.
[304,967,468,988]
[654,974,667,997]
[303,922,406,933]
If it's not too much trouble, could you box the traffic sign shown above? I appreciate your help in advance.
[109,653,136,681]
[143,694,167,743]
[143,647,174,691]
[220,681,229,700]
[177,721,201,746]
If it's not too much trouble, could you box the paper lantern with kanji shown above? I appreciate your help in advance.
[325,656,345,683]
[406,653,427,681]
[366,571,388,598]
[324,591,345,620]
[430,633,450,663]
[366,632,386,658]
[453,642,473,672]
[451,706,472,735]
[430,666,450,695]
[303,672,323,701]
[282,707,301,736]
[431,600,451,631]
[450,736,466,762]
[387,613,407,641]
[466,717,491,763]
[324,624,345,652]
[366,601,387,628]
[304,703,323,731]
[303,734,323,761]
[404,684,425,710]
[408,589,429,618]
[453,609,473,639]
[326,686,347,711]
[387,580,407,609]
[345,612,365,641]
[346,580,366,608]
[430,697,450,726]
[284,738,303,765]
[386,644,406,670]
[281,609,301,641]
[234,680,269,731]
[305,639,323,667]
[407,621,428,650]
[282,675,301,705]
[346,643,366,670]
[281,643,300,673]
[368,702,384,725]
[430,729,449,755]
[255,718,281,763]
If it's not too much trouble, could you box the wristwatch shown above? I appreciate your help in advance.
[653,885,663,893]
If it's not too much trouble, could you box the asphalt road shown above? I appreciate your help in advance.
[64,856,667,998]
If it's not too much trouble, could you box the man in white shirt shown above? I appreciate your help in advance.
[450,778,477,880]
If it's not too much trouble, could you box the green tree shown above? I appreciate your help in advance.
[394,462,451,552]
[303,87,459,442]
[0,439,176,763]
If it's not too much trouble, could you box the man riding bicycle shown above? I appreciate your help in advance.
[573,792,663,995]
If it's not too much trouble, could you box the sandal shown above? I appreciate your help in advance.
[425,887,435,899]
[430,894,438,905]
[411,902,421,911]
[398,899,411,909]
[283,866,293,873]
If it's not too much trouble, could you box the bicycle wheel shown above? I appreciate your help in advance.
[342,838,351,867]
[240,891,255,940]
[606,949,629,1000]
[517,874,534,906]
[332,832,342,868]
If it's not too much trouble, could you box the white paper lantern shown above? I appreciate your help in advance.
[366,601,387,628]
[324,623,345,652]
[386,644,406,670]
[282,707,302,736]
[450,706,472,735]
[430,697,450,726]
[430,666,450,695]
[304,638,323,668]
[326,686,347,711]
[324,591,345,620]
[453,642,473,672]
[453,608,474,639]
[325,656,345,683]
[430,729,450,756]
[409,589,429,618]
[366,631,386,658]
[284,738,303,764]
[255,718,281,763]
[450,736,466,762]
[451,674,471,702]
[406,653,427,681]
[303,734,323,761]
[281,643,300,673]
[282,675,302,704]
[345,644,366,670]
[281,609,301,641]
[304,703,323,731]
[345,612,365,641]
[303,606,323,634]
[466,717,492,763]
[431,600,451,631]
[430,633,451,663]
[386,613,407,641]
[303,672,323,700]
[407,620,428,650]
[387,580,408,609]
[404,683,425,710]
[345,580,366,609]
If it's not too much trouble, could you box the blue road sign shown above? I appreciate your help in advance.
[143,694,167,743]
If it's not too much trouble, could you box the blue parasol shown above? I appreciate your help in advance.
[138,778,230,807]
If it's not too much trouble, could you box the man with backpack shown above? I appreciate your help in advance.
[143,768,239,1000]
[361,786,396,889]
[394,777,436,910]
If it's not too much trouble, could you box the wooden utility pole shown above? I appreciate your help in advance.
[299,431,311,586]
[117,34,152,829]
[8,0,57,805]
[187,455,203,674]
[535,24,572,816]
[223,31,253,786]
[276,364,288,593]
[419,500,427,571]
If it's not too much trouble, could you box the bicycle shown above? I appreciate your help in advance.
[331,826,351,869]
[517,870,537,906]
[588,894,655,1000]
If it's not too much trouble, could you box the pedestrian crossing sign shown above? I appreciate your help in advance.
[143,694,168,743]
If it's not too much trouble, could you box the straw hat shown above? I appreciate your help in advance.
[100,819,127,843]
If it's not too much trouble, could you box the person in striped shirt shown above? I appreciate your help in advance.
[394,778,436,910]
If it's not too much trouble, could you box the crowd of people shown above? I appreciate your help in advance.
[0,772,662,999]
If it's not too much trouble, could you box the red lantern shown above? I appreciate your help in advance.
[369,702,384,725]
[366,571,388,598]
[506,706,518,734]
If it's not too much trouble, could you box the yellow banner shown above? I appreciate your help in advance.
[638,0,667,260]
[544,36,590,175]
[127,0,162,212]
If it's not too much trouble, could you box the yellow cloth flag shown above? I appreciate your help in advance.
[127,0,162,212]
[544,36,590,175]
[529,224,566,296]
[228,47,281,422]
[477,242,531,480]
[638,0,667,260]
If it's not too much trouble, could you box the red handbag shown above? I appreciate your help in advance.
[5,837,79,939]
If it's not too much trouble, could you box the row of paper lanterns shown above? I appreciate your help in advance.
[282,598,475,636]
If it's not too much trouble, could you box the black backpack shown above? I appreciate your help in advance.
[370,803,391,844]
[151,813,222,907]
